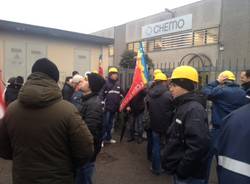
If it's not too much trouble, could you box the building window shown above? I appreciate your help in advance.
[108,45,114,56]
[133,42,140,52]
[162,31,193,50]
[206,28,218,44]
[128,43,133,51]
[141,41,147,52]
[193,30,206,46]
[147,40,154,52]
[127,27,218,52]
[154,39,162,50]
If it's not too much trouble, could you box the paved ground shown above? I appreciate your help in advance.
[0,133,218,184]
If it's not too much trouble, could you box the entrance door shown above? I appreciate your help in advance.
[26,44,47,78]
[4,42,26,82]
[74,49,90,76]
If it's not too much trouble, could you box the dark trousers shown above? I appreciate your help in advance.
[75,162,95,184]
[205,127,220,184]
[103,111,115,141]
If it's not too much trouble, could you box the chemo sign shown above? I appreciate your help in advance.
[141,14,192,39]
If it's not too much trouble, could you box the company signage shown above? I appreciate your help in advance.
[141,14,192,39]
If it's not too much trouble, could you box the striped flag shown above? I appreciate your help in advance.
[98,54,104,76]
[119,42,149,112]
[0,71,5,119]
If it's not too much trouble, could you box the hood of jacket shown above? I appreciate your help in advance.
[148,84,168,98]
[173,92,203,108]
[18,72,62,108]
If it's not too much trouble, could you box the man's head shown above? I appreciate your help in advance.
[71,74,83,89]
[170,65,198,98]
[78,73,105,94]
[15,76,24,86]
[240,70,250,85]
[154,72,168,86]
[108,67,119,81]
[72,71,79,77]
[153,69,162,79]
[32,58,59,82]
[217,70,235,84]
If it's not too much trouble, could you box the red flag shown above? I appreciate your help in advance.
[98,54,104,77]
[0,71,5,119]
[119,45,148,112]
[98,66,103,76]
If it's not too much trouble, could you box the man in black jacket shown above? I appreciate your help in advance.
[161,66,210,184]
[73,72,105,184]
[148,72,173,175]
[101,67,123,144]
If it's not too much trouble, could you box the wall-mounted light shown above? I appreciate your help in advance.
[219,44,224,51]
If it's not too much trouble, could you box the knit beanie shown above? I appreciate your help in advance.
[171,78,196,91]
[32,58,59,82]
[87,73,105,93]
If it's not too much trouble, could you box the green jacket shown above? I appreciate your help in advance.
[0,72,94,184]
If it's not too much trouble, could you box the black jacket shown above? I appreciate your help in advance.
[75,93,103,162]
[62,83,74,102]
[148,84,173,133]
[161,92,210,179]
[129,90,146,116]
[101,78,123,112]
[4,84,21,106]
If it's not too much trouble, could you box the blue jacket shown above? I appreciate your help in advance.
[216,103,250,184]
[202,81,246,127]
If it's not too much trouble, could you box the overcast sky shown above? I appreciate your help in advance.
[0,0,200,34]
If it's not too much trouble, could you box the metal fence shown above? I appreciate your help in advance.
[118,58,250,90]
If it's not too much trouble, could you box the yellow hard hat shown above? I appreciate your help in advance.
[153,69,162,76]
[154,72,167,81]
[171,65,199,83]
[92,70,98,74]
[109,67,118,73]
[219,70,235,81]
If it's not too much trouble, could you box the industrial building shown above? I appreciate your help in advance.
[0,20,114,83]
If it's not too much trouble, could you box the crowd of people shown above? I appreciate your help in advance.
[0,57,249,184]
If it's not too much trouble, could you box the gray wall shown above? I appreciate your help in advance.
[92,27,114,39]
[220,0,250,68]
[114,24,126,66]
[125,0,221,42]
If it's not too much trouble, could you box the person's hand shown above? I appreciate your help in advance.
[217,74,227,84]
[126,106,131,112]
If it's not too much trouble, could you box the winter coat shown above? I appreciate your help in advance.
[71,91,84,110]
[62,83,75,101]
[148,84,173,133]
[74,93,103,162]
[202,81,246,127]
[161,92,210,179]
[101,78,123,112]
[129,90,146,116]
[0,72,94,184]
[4,84,21,105]
[216,103,250,184]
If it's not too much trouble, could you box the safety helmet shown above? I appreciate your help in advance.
[92,70,98,74]
[108,67,118,73]
[153,69,162,76]
[171,65,199,83]
[219,70,236,81]
[154,72,167,81]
